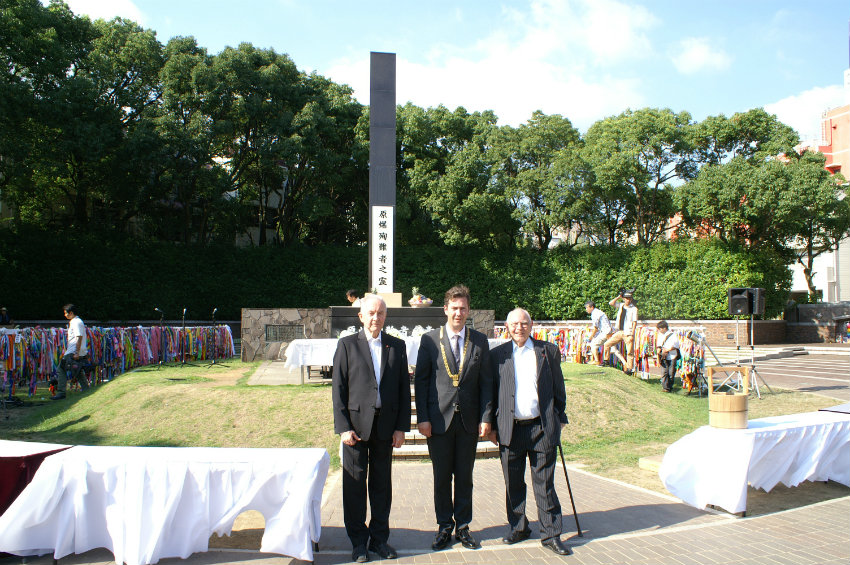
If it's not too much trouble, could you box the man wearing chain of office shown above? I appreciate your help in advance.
[414,284,493,551]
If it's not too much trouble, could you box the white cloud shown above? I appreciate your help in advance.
[323,0,657,129]
[55,0,146,24]
[670,37,732,75]
[765,85,847,143]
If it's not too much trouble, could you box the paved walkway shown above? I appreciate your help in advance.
[13,459,848,565]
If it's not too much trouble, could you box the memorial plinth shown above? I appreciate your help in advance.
[330,306,451,337]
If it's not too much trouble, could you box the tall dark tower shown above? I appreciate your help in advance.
[368,52,398,301]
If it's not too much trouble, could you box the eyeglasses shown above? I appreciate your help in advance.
[508,321,530,328]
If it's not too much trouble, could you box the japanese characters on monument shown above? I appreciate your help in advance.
[370,206,394,294]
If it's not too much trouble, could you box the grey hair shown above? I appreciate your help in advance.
[506,307,532,325]
[360,294,387,313]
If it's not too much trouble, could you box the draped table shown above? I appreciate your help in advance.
[284,336,509,379]
[659,411,850,514]
[0,445,330,564]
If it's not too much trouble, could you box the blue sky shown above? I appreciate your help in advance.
[57,0,849,140]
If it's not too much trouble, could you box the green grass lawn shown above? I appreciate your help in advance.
[1,359,835,491]
[1,361,341,466]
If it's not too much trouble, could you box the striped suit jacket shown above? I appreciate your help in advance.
[490,337,568,450]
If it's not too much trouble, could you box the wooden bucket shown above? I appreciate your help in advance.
[707,366,749,429]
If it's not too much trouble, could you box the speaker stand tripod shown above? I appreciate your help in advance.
[731,315,772,398]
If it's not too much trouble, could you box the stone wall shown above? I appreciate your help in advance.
[240,308,495,362]
[784,302,850,343]
[785,322,835,343]
[469,309,495,337]
[241,308,330,362]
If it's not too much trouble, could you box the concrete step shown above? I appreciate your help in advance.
[638,454,663,473]
[393,440,499,460]
[405,385,497,458]
[404,430,428,445]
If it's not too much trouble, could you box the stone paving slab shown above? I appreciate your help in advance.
[6,458,848,565]
[312,458,730,561]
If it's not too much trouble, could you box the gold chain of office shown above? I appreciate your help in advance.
[439,327,469,387]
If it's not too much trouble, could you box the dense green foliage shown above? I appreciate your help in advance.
[1,1,844,312]
[0,228,790,321]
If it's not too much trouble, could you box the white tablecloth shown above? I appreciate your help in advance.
[659,411,850,513]
[0,439,70,456]
[283,338,340,367]
[283,336,508,369]
[0,445,330,564]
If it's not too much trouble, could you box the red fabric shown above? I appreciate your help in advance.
[0,447,70,515]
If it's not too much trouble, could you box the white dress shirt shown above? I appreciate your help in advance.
[512,339,540,419]
[445,324,465,363]
[366,332,382,408]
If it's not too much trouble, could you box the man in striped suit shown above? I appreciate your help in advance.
[488,308,571,556]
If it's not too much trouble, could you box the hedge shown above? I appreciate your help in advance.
[0,228,790,322]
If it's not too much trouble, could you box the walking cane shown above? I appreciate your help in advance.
[557,443,583,537]
[544,353,583,537]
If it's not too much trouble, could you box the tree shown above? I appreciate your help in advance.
[676,155,797,252]
[677,108,805,243]
[1,9,164,232]
[292,73,367,245]
[676,146,849,298]
[0,0,97,221]
[784,151,850,296]
[583,108,696,245]
[205,44,366,246]
[423,142,517,247]
[692,108,799,166]
[491,111,583,250]
[395,104,509,247]
[142,35,229,243]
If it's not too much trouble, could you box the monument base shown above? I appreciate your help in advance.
[378,292,403,308]
[330,306,450,337]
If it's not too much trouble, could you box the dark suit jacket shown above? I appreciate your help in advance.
[490,338,568,450]
[414,327,493,435]
[332,330,411,441]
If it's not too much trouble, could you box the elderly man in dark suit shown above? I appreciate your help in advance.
[414,284,493,551]
[488,307,571,556]
[332,294,411,563]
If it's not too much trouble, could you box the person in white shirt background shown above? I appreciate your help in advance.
[584,300,612,365]
[52,303,89,400]
[655,320,681,393]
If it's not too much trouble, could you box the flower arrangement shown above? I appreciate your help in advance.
[408,287,433,307]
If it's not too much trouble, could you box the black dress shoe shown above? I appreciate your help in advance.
[542,537,572,556]
[352,544,369,562]
[455,528,479,549]
[431,531,452,551]
[368,540,397,560]
[502,529,531,545]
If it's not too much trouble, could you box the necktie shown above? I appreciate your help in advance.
[452,334,461,364]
